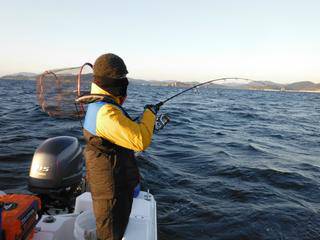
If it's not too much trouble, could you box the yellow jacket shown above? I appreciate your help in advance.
[90,83,156,152]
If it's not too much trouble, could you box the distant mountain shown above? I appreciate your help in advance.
[128,78,151,85]
[0,72,38,80]
[129,78,188,87]
[13,72,37,77]
[217,80,320,92]
[285,81,320,91]
[240,81,284,90]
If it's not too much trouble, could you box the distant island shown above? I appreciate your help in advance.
[0,72,38,80]
[1,72,320,92]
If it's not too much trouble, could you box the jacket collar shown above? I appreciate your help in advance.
[90,82,121,104]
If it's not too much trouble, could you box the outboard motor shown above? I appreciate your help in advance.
[28,136,84,213]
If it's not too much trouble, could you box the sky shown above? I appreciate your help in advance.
[1,0,320,83]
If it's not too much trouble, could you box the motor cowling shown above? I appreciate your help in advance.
[29,136,83,191]
[28,136,84,212]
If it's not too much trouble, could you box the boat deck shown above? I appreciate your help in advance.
[32,191,157,240]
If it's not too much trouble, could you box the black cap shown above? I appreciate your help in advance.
[93,53,129,96]
[94,53,128,78]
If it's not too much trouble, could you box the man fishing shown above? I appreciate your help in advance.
[82,53,159,240]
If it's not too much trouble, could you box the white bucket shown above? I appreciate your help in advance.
[74,211,97,240]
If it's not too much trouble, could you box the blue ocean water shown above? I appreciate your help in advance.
[0,79,320,240]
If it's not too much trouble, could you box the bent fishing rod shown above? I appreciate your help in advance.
[155,77,252,107]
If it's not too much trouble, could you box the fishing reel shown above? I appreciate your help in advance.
[155,113,170,131]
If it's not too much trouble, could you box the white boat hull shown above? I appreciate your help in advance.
[0,190,157,240]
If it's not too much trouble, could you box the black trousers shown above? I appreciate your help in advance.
[84,147,133,240]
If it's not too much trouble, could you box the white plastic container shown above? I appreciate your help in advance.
[74,211,97,240]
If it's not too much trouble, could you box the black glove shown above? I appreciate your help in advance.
[144,102,162,115]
